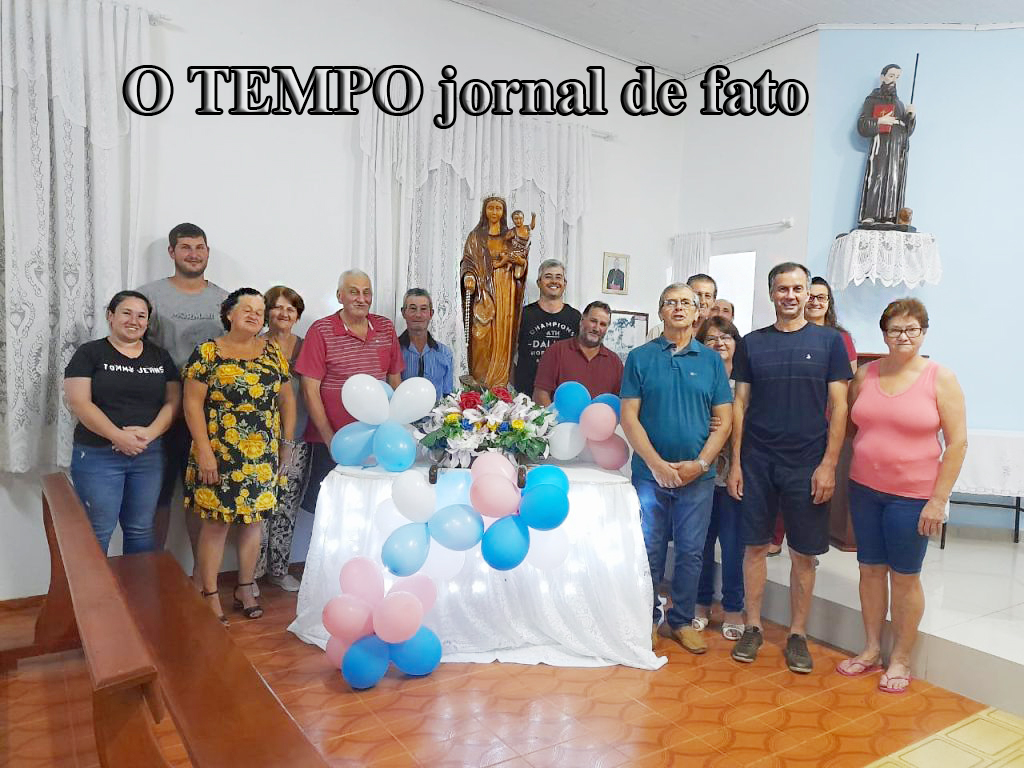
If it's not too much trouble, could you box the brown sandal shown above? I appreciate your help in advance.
[233,583,263,619]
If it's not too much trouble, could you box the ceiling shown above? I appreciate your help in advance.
[452,0,1024,77]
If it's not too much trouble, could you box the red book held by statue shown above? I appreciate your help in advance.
[873,103,895,133]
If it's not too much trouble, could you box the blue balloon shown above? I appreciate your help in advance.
[481,515,530,571]
[381,522,430,576]
[341,635,390,689]
[524,465,570,495]
[518,484,570,531]
[428,504,484,551]
[372,420,416,472]
[553,381,591,424]
[592,393,621,421]
[380,380,395,400]
[330,422,377,466]
[434,469,472,508]
[389,627,442,677]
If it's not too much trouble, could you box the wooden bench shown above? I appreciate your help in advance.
[2,473,327,767]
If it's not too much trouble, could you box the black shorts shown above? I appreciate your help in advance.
[157,419,193,506]
[740,449,829,556]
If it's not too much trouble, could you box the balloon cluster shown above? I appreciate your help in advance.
[322,557,442,689]
[330,374,437,472]
[547,382,630,470]
[470,455,570,571]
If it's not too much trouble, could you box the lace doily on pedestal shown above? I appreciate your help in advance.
[827,230,942,289]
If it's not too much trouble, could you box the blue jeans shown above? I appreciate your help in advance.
[849,480,929,574]
[70,439,164,554]
[634,476,715,629]
[697,486,745,614]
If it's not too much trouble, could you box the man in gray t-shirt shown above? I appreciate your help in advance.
[136,222,228,555]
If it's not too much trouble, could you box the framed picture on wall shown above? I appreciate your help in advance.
[602,252,629,295]
[604,310,648,361]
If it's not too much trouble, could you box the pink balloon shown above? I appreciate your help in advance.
[391,574,437,614]
[471,452,517,483]
[325,636,350,668]
[322,594,374,643]
[470,474,521,518]
[339,556,384,605]
[579,403,617,442]
[589,434,630,470]
[372,592,424,644]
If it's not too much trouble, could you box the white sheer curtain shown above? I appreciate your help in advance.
[668,230,712,283]
[357,94,592,378]
[0,0,150,471]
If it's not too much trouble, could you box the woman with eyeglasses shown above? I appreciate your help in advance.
[693,317,745,641]
[837,298,967,694]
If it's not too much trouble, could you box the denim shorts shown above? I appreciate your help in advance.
[740,449,829,556]
[848,480,929,574]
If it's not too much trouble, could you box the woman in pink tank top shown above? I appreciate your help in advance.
[836,299,967,695]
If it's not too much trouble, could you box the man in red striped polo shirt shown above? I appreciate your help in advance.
[295,269,403,513]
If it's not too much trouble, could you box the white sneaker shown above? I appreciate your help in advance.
[269,573,301,592]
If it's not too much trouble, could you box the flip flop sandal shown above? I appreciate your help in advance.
[878,674,912,694]
[836,658,883,677]
[691,617,710,631]
[722,623,745,641]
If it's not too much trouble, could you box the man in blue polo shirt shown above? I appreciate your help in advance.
[622,283,733,655]
[727,262,853,674]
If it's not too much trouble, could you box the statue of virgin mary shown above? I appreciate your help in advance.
[459,196,528,389]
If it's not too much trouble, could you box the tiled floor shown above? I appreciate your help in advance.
[1,584,1019,768]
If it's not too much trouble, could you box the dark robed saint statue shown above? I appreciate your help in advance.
[857,63,917,226]
[460,196,528,389]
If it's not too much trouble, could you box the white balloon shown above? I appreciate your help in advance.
[420,542,466,581]
[526,526,570,571]
[375,498,407,538]
[391,470,436,523]
[342,374,390,425]
[389,377,438,424]
[548,422,586,460]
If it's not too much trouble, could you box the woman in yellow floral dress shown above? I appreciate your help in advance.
[183,288,296,622]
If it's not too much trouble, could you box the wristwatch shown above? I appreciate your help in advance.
[697,458,710,472]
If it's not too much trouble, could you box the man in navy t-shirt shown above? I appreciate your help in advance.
[727,262,853,674]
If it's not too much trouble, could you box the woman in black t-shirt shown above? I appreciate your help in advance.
[64,291,181,554]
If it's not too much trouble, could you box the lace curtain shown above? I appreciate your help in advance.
[356,94,592,378]
[668,230,712,283]
[0,0,150,472]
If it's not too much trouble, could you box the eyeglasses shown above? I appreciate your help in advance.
[661,298,696,309]
[807,294,830,304]
[704,334,734,344]
[885,326,923,339]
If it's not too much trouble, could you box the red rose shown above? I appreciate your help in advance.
[491,386,513,403]
[459,391,483,411]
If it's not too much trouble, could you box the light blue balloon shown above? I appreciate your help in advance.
[428,504,484,551]
[389,627,442,677]
[553,381,591,424]
[372,420,416,472]
[592,393,621,421]
[381,522,430,576]
[330,422,377,466]
[524,465,570,495]
[434,469,472,508]
[341,635,390,689]
[481,516,530,571]
[518,484,570,531]
[380,380,395,400]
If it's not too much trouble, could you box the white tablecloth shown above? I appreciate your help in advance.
[827,229,942,289]
[953,429,1024,498]
[288,463,665,670]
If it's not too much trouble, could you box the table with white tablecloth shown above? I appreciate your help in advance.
[948,429,1024,544]
[288,463,666,670]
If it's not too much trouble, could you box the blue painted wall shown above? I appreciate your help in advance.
[807,28,1024,430]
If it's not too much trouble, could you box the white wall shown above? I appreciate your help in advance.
[678,33,820,327]
[0,0,685,599]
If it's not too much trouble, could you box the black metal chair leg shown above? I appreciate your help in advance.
[940,522,947,549]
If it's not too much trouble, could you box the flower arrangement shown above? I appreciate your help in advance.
[414,385,556,468]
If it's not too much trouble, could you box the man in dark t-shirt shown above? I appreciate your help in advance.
[728,262,853,675]
[514,259,580,395]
